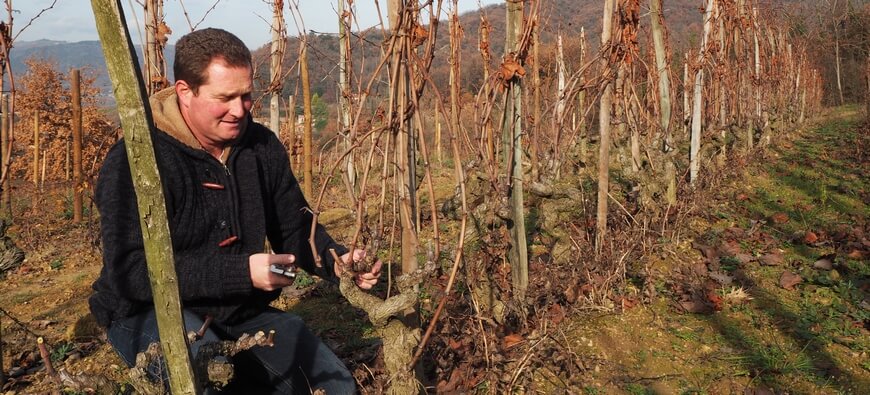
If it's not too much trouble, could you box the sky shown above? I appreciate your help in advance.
[13,0,502,49]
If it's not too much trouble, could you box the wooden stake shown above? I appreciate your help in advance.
[596,0,616,254]
[90,1,198,393]
[300,37,313,198]
[0,94,10,218]
[36,337,59,383]
[32,111,38,186]
[72,69,83,223]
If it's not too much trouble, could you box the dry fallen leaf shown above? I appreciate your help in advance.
[707,291,724,311]
[779,271,802,290]
[548,304,565,324]
[503,333,524,350]
[720,240,743,256]
[759,251,785,266]
[846,249,865,259]
[677,298,713,314]
[448,338,463,351]
[735,253,755,264]
[693,242,720,264]
[803,231,819,244]
[709,271,734,286]
[771,212,790,224]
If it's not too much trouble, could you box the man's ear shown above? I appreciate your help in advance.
[175,80,193,108]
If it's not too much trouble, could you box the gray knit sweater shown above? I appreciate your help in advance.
[89,89,345,327]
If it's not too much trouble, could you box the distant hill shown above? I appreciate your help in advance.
[8,0,796,108]
[7,40,175,98]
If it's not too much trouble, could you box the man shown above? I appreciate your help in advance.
[90,28,381,393]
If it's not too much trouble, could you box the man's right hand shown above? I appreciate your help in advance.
[249,253,296,291]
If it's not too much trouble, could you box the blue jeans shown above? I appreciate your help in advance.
[107,307,356,394]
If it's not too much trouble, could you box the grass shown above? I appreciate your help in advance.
[554,107,869,394]
[702,107,870,391]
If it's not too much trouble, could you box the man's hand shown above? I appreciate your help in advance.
[249,253,296,291]
[335,249,383,290]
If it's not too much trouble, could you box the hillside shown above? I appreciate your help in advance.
[7,0,709,107]
[7,40,175,97]
[241,0,714,118]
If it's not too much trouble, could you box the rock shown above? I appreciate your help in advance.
[813,258,833,270]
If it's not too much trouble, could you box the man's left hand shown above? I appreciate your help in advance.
[336,249,382,290]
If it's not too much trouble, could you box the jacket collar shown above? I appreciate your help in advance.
[149,87,236,162]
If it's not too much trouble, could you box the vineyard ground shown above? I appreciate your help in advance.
[0,107,867,394]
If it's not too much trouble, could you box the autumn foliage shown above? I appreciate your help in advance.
[12,57,116,187]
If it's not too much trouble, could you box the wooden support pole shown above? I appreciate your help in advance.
[90,1,198,393]
[1,94,10,218]
[72,69,84,223]
[32,112,38,186]
[300,39,313,198]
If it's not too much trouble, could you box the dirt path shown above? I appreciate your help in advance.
[543,108,869,394]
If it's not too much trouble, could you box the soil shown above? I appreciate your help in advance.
[1,107,868,394]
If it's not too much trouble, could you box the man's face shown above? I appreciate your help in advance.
[176,60,253,154]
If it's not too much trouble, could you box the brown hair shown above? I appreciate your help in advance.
[173,28,251,93]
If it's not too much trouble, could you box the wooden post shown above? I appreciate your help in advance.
[596,0,616,254]
[338,0,355,190]
[387,0,420,278]
[72,69,83,223]
[32,111,38,186]
[270,0,284,134]
[434,109,442,165]
[651,0,676,205]
[143,0,168,95]
[90,1,198,393]
[40,151,46,191]
[0,314,4,388]
[554,33,566,177]
[0,94,9,218]
[690,0,715,185]
[748,5,760,152]
[504,0,528,303]
[578,27,588,164]
[300,38,313,198]
[478,11,495,163]
[65,140,70,181]
[448,2,461,166]
[287,94,296,161]
[531,5,541,181]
